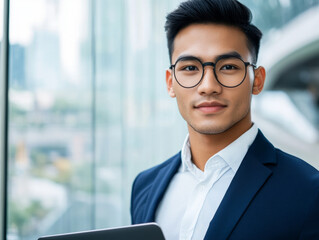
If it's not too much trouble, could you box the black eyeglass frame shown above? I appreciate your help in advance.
[169,56,256,88]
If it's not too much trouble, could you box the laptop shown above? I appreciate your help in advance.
[38,223,165,240]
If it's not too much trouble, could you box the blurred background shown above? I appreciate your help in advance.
[0,0,318,239]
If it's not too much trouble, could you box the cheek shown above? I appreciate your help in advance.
[237,93,251,110]
[230,86,252,114]
[175,94,188,117]
[174,88,192,118]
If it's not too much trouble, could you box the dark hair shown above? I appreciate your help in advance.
[165,0,262,63]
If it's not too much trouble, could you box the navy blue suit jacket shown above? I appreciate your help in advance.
[131,131,319,239]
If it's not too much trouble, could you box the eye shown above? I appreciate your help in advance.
[175,58,202,72]
[183,65,198,71]
[220,64,238,70]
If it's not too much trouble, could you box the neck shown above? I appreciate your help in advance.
[188,114,253,171]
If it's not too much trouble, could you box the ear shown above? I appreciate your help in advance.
[252,66,266,95]
[166,69,176,98]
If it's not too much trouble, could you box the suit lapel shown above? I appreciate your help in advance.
[143,153,181,222]
[204,131,276,240]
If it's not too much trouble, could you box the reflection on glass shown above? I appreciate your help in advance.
[7,0,94,239]
[6,0,319,240]
[7,0,185,239]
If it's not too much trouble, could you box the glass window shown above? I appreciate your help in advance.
[6,0,185,239]
[5,0,319,239]
[7,0,95,239]
[93,0,186,228]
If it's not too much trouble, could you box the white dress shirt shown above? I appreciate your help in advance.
[155,125,258,240]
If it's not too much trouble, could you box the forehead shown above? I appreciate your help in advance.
[172,23,252,63]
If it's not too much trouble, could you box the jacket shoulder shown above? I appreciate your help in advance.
[133,152,181,192]
[130,152,181,223]
[274,148,319,180]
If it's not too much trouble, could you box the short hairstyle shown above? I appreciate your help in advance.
[165,0,262,63]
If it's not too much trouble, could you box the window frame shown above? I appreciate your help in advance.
[0,0,9,239]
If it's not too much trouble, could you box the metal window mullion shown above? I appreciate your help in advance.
[90,0,97,229]
[0,0,10,239]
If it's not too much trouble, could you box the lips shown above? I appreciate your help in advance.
[194,101,227,114]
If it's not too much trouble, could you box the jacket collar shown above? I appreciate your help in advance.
[143,153,181,222]
[204,130,276,240]
[142,130,276,240]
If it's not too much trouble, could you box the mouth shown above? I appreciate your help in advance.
[194,101,227,114]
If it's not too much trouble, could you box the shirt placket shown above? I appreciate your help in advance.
[179,159,229,240]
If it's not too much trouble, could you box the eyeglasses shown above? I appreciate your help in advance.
[170,56,256,88]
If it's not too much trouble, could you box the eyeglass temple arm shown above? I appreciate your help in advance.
[245,62,257,68]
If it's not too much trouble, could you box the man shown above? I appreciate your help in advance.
[130,0,319,239]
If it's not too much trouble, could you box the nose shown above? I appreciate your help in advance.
[197,66,222,95]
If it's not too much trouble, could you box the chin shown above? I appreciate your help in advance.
[189,123,229,135]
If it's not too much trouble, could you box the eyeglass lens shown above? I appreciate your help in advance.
[174,57,247,88]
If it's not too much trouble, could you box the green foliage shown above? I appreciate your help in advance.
[8,200,50,237]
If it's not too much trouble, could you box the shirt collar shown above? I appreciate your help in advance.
[181,124,258,173]
[181,134,193,172]
[215,124,258,172]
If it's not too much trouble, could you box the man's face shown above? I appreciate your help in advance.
[166,23,265,135]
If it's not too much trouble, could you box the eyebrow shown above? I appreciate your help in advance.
[175,51,244,63]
